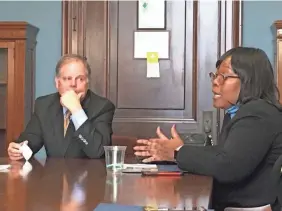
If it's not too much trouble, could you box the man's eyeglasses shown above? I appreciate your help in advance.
[209,72,239,85]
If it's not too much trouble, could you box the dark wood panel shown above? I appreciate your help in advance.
[0,129,5,156]
[107,1,217,137]
[0,48,7,82]
[62,0,242,141]
[109,1,187,110]
[85,1,108,97]
[115,2,185,109]
[0,86,6,129]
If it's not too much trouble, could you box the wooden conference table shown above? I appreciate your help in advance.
[0,157,213,211]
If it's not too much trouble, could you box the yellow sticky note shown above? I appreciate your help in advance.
[144,197,158,211]
[147,52,159,63]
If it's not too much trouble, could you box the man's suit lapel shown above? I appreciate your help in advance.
[62,90,92,157]
[50,95,65,147]
[62,121,75,156]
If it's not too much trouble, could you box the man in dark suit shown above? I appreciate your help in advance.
[7,54,115,160]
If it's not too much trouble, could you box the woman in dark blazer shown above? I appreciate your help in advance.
[134,47,282,211]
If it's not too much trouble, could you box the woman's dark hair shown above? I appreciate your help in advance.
[216,47,282,109]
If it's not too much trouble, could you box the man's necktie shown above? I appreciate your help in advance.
[64,111,71,137]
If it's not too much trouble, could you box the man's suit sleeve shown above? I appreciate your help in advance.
[73,101,115,158]
[16,99,44,154]
[176,116,274,183]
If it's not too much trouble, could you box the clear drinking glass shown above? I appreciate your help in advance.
[104,146,127,173]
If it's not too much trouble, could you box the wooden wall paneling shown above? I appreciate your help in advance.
[100,1,201,137]
[62,1,242,142]
[62,0,87,57]
[232,0,242,46]
[62,0,70,55]
[85,1,108,97]
[5,42,15,148]
[14,40,25,141]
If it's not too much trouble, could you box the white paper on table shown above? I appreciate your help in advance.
[134,31,169,59]
[0,164,11,172]
[138,0,165,29]
[19,142,33,161]
[123,164,157,169]
[147,62,160,78]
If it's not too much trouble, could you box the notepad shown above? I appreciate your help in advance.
[123,164,157,169]
[122,164,158,173]
[0,164,11,172]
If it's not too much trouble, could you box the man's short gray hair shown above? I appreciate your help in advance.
[55,54,91,77]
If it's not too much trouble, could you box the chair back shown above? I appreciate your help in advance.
[272,154,282,208]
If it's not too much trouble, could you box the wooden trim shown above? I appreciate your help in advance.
[14,40,26,141]
[273,20,282,103]
[232,0,242,46]
[277,40,282,103]
[0,22,38,40]
[62,0,87,56]
[0,41,15,141]
[192,0,198,121]
[82,1,87,58]
[6,45,15,147]
[0,42,14,48]
[0,21,29,28]
[105,1,110,98]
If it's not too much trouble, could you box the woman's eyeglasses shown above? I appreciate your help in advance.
[209,72,239,85]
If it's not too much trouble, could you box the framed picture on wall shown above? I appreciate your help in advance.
[134,31,170,59]
[137,0,166,29]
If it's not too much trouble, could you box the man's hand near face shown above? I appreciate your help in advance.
[60,90,83,114]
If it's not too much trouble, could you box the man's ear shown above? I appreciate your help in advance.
[55,77,59,90]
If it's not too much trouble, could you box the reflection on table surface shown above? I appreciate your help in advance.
[0,157,212,211]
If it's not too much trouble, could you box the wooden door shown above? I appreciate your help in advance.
[62,0,241,142]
